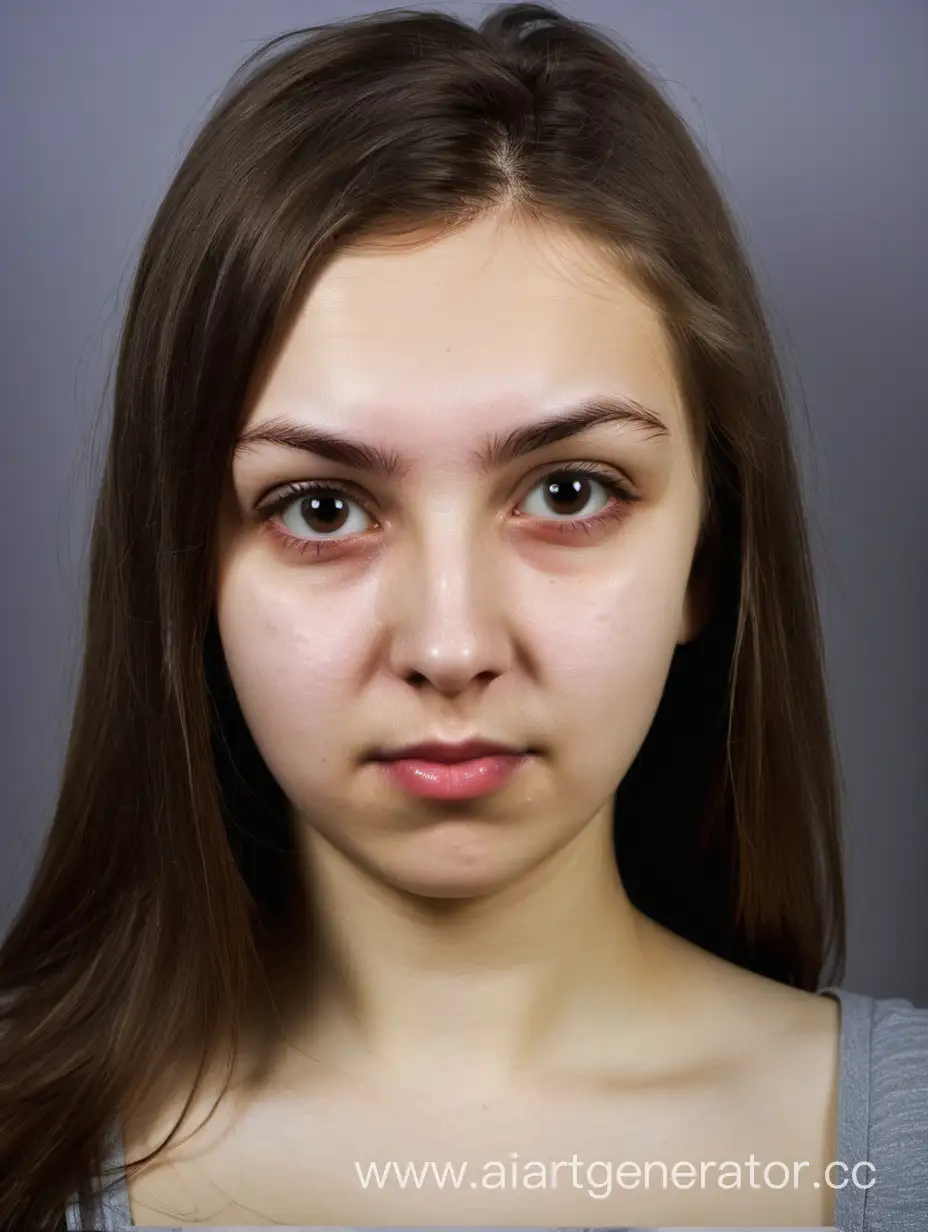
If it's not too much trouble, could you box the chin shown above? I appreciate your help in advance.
[374,820,536,900]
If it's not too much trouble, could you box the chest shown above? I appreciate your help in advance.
[127,1070,838,1226]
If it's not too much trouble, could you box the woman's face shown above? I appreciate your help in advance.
[216,214,705,898]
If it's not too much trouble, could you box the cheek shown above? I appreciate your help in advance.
[215,559,368,772]
[535,548,691,771]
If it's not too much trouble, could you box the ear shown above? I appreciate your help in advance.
[677,535,716,645]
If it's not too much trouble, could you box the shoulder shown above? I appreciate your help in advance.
[841,991,928,1228]
[867,996,928,1157]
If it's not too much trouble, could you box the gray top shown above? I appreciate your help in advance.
[64,986,928,1231]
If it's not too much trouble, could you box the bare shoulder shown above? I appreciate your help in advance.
[122,1058,256,1226]
[640,915,841,1079]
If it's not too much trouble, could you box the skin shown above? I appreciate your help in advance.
[126,212,841,1226]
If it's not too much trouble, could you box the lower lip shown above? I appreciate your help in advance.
[373,754,530,800]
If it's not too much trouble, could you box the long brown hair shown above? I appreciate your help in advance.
[0,5,845,1226]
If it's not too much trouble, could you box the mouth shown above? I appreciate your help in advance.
[368,739,534,801]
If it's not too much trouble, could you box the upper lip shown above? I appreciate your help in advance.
[371,738,527,763]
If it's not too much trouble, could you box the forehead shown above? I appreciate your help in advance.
[246,215,689,449]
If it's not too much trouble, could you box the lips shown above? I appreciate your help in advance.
[371,738,528,764]
[372,750,530,801]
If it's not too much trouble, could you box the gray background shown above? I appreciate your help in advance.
[1,1,925,1004]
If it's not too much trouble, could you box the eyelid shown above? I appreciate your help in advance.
[254,475,373,514]
[517,458,637,496]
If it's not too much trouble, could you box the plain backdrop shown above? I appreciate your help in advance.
[0,0,925,1003]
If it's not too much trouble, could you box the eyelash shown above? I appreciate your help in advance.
[255,463,641,560]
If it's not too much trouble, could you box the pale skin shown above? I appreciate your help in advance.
[125,212,841,1226]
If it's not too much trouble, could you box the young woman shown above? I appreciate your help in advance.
[1,3,925,1229]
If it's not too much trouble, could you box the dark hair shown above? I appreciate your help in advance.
[0,4,845,1227]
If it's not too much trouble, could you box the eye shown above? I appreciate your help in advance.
[278,486,373,541]
[518,469,622,521]
[257,463,638,557]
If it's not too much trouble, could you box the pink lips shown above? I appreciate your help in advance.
[369,739,531,800]
[374,753,529,800]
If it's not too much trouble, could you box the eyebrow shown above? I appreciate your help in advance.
[233,394,671,479]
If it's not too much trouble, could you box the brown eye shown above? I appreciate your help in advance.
[519,471,612,520]
[279,488,373,540]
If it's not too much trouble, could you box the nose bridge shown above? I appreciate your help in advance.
[385,501,511,692]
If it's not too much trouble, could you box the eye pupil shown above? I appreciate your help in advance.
[545,474,590,516]
[301,493,350,532]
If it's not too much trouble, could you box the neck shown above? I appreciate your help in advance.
[279,802,668,1097]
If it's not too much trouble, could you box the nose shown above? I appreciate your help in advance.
[383,523,514,698]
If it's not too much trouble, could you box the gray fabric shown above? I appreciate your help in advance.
[64,986,927,1231]
[822,987,928,1231]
